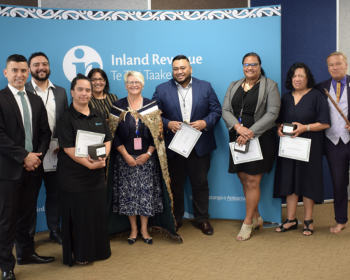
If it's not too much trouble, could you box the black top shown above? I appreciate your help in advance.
[274,89,330,202]
[57,103,113,192]
[89,92,118,120]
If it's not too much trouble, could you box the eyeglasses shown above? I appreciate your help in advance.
[91,78,105,82]
[126,81,141,86]
[243,63,259,67]
[292,75,306,79]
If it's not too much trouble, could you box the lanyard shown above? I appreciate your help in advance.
[127,97,143,138]
[33,87,51,107]
[238,78,260,123]
[177,83,192,108]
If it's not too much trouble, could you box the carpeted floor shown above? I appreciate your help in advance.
[14,203,350,280]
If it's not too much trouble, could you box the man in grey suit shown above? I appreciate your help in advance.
[25,52,69,245]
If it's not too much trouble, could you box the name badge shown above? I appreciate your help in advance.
[183,112,189,123]
[134,138,142,150]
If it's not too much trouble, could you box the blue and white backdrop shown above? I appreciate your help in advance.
[0,4,282,231]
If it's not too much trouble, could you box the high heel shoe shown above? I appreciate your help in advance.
[251,216,263,231]
[237,223,252,241]
[141,235,153,245]
[276,218,298,233]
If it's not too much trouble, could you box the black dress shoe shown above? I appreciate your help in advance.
[127,237,137,245]
[49,229,62,245]
[17,253,55,265]
[2,270,15,280]
[199,220,214,235]
[141,235,153,245]
[175,221,182,232]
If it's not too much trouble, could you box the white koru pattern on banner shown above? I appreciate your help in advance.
[0,6,281,21]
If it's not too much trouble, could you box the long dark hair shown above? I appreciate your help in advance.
[242,52,265,76]
[285,62,316,90]
[87,68,110,94]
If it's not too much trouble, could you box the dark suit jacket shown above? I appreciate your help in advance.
[152,77,222,158]
[0,86,52,180]
[25,80,69,138]
[112,97,153,148]
[314,75,350,120]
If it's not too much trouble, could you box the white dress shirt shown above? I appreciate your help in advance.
[31,79,56,136]
[8,83,33,134]
[175,78,193,123]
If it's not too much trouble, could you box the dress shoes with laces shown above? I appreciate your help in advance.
[49,229,63,245]
[17,253,55,265]
[199,220,214,235]
[2,270,15,280]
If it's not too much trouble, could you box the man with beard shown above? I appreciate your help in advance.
[25,52,68,245]
[152,55,221,235]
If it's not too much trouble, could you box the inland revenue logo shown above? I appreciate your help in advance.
[63,46,103,82]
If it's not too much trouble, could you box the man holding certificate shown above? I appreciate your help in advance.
[26,52,69,245]
[315,52,350,234]
[152,55,221,235]
[274,63,330,236]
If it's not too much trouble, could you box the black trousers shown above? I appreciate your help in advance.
[324,138,350,224]
[168,149,211,223]
[29,171,60,238]
[0,169,42,272]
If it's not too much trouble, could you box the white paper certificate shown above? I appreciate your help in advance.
[43,138,58,172]
[168,123,202,158]
[229,138,263,165]
[75,130,105,157]
[278,136,311,162]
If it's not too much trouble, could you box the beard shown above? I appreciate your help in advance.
[173,73,191,86]
[31,69,51,82]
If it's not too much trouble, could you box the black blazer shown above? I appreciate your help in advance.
[25,80,69,138]
[0,86,52,180]
[314,75,350,120]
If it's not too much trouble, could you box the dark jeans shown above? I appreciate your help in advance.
[324,138,350,224]
[168,149,211,223]
[0,169,42,272]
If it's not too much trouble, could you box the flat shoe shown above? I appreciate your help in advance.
[141,235,153,245]
[127,237,137,245]
[303,219,314,236]
[276,218,298,233]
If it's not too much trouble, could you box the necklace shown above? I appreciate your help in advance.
[243,77,260,91]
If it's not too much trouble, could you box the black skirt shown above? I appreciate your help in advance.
[61,189,111,266]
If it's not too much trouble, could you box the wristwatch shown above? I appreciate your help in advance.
[147,151,152,157]
[307,124,310,131]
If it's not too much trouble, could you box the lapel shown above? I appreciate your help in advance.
[190,78,199,120]
[168,79,182,119]
[346,75,350,119]
[3,86,25,133]
[229,78,245,111]
[255,75,266,113]
[27,91,37,138]
[51,86,60,121]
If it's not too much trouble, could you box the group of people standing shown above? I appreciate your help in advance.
[0,50,349,280]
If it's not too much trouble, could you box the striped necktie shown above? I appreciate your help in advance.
[336,82,341,103]
[18,91,33,152]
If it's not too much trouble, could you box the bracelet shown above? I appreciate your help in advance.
[147,151,152,157]
[236,125,243,131]
[307,124,310,131]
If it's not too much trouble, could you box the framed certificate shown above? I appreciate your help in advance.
[168,123,202,158]
[229,138,263,165]
[43,138,58,172]
[75,130,105,157]
[278,136,311,162]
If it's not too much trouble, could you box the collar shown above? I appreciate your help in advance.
[8,84,27,96]
[175,77,193,90]
[31,79,55,92]
[332,75,347,86]
[69,103,98,119]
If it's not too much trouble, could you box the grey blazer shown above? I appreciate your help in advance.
[222,75,280,138]
[25,80,69,138]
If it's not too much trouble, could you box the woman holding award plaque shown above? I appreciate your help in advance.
[57,74,112,266]
[222,53,281,241]
[112,71,163,245]
[274,63,330,235]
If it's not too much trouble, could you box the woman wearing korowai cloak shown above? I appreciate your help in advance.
[107,71,182,244]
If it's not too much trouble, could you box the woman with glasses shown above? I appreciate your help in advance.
[111,71,163,245]
[222,52,281,241]
[274,63,330,235]
[87,68,118,122]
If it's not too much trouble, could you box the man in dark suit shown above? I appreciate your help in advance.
[152,55,221,235]
[0,54,54,280]
[26,52,69,245]
[315,51,350,234]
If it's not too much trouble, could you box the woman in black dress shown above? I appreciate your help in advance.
[222,53,281,241]
[274,63,330,235]
[57,74,112,265]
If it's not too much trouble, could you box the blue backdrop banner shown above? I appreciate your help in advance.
[0,5,282,232]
